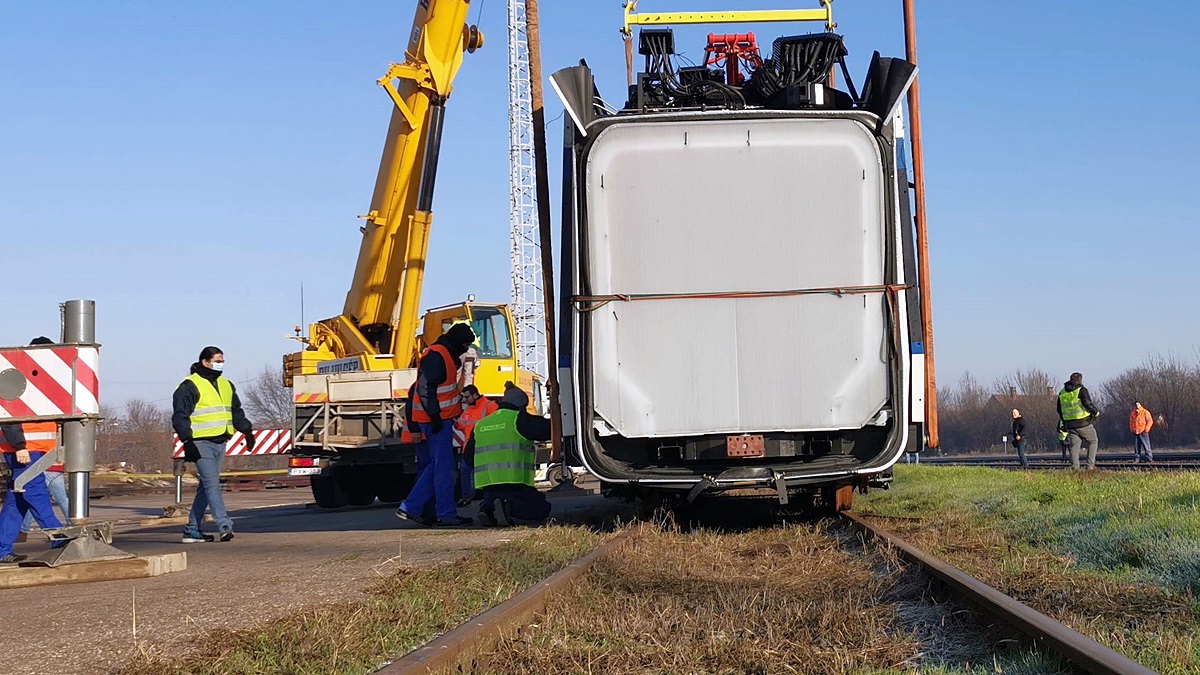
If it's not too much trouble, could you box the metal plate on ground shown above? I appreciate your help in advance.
[726,435,765,458]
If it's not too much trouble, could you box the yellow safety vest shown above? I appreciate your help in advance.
[1058,388,1089,422]
[186,373,235,439]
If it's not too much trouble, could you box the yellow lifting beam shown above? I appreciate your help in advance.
[622,1,835,35]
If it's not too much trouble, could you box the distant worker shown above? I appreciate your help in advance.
[1010,408,1029,468]
[17,337,71,543]
[0,420,64,564]
[453,385,499,506]
[474,382,552,527]
[1058,372,1100,471]
[172,346,255,543]
[1129,400,1154,463]
[1056,422,1070,462]
[396,323,477,527]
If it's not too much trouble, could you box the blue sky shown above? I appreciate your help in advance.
[2,0,1197,408]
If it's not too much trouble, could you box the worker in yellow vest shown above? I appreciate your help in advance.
[172,346,255,543]
[1057,372,1100,471]
[474,383,552,527]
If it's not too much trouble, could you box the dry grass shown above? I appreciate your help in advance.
[481,522,1065,675]
[115,526,601,675]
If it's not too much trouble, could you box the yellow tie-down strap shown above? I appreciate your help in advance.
[622,0,835,35]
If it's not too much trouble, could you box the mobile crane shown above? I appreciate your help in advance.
[283,1,541,508]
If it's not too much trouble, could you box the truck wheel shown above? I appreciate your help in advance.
[340,467,377,507]
[374,467,413,504]
[310,473,348,509]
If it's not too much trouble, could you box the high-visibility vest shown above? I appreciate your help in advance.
[411,344,462,423]
[1130,408,1153,434]
[453,398,499,448]
[186,373,235,439]
[0,421,57,454]
[473,409,535,489]
[1058,388,1090,422]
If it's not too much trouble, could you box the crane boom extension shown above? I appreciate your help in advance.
[319,0,482,369]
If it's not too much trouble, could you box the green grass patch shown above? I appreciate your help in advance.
[861,466,1200,674]
[118,526,601,675]
[864,466,1200,593]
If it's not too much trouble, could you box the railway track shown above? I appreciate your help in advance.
[378,513,1157,675]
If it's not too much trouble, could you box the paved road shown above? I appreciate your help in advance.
[3,484,616,675]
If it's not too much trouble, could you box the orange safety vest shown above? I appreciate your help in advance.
[453,398,500,448]
[400,426,424,445]
[410,344,462,423]
[0,421,57,454]
[1130,407,1154,434]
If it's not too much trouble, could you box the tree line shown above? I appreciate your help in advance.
[937,354,1200,454]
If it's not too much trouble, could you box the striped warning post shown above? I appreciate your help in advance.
[0,345,100,421]
[172,429,293,458]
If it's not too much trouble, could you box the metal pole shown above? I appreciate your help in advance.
[523,0,564,462]
[901,0,938,449]
[173,458,185,504]
[61,299,97,522]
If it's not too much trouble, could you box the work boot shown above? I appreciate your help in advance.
[182,528,215,544]
[477,508,498,527]
[500,499,515,526]
[437,515,473,527]
[0,553,27,565]
[395,508,433,528]
[219,530,235,542]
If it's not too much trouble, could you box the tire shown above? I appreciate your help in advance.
[310,473,348,509]
[374,466,414,504]
[339,467,377,507]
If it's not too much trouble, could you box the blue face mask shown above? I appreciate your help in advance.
[210,361,225,372]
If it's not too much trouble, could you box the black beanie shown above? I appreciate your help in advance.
[445,323,476,346]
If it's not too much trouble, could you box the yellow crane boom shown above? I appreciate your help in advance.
[296,0,483,374]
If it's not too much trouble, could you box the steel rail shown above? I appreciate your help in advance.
[377,530,632,674]
[843,511,1158,675]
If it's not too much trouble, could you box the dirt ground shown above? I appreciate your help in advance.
[2,485,612,675]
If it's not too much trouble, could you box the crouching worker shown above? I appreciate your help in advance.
[474,383,551,527]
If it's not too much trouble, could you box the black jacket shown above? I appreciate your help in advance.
[1011,416,1026,440]
[416,336,464,422]
[498,401,552,442]
[0,424,26,451]
[171,363,253,443]
[1057,381,1099,429]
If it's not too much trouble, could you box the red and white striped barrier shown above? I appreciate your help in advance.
[0,345,100,421]
[172,429,292,458]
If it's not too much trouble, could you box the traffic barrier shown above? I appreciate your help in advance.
[0,345,100,420]
[172,429,292,458]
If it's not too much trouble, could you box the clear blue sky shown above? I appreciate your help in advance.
[2,0,1197,408]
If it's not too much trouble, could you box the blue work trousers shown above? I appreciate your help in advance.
[1134,433,1153,462]
[400,422,458,521]
[0,452,62,556]
[22,470,70,533]
[190,439,233,533]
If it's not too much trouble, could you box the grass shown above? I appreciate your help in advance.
[859,465,1200,674]
[118,526,601,675]
[482,523,1067,675]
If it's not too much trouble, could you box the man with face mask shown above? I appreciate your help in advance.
[171,346,254,543]
[396,323,476,527]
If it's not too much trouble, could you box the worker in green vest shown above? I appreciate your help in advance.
[1056,422,1070,462]
[473,382,551,527]
[1057,372,1100,471]
[172,346,255,543]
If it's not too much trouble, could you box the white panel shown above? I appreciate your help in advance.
[910,354,926,423]
[586,117,889,437]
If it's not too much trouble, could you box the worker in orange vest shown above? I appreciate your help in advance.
[454,385,499,506]
[396,323,477,527]
[0,420,64,564]
[1130,401,1154,463]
